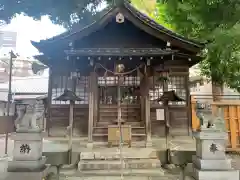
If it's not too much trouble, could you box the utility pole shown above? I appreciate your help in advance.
[5,50,16,155]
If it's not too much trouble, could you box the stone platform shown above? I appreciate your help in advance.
[78,148,161,173]
[57,147,168,178]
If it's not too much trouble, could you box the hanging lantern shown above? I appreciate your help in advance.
[159,69,169,82]
[155,65,169,82]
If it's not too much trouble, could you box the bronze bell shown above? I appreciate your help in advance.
[116,64,125,73]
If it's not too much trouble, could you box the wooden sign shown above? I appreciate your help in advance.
[156,109,165,121]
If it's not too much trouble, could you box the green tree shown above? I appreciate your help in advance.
[0,0,171,28]
[0,0,113,28]
[131,0,173,29]
[158,0,240,95]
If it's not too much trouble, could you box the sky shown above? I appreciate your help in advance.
[0,1,108,58]
[2,14,66,57]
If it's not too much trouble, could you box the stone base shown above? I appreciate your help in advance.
[192,155,232,170]
[86,142,93,149]
[16,128,42,133]
[3,164,50,180]
[145,140,152,147]
[192,168,239,180]
[79,159,161,170]
[80,148,158,160]
[78,148,161,176]
[8,156,46,172]
[12,132,43,161]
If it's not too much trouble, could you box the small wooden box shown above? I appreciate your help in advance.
[108,125,131,147]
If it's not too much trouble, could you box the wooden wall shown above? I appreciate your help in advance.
[49,105,88,137]
[48,65,191,138]
[150,66,190,137]
[150,106,189,137]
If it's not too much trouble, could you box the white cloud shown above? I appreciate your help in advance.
[2,14,66,57]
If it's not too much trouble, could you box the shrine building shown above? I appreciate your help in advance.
[31,1,204,146]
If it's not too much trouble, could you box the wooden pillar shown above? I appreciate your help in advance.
[68,100,74,163]
[139,70,145,123]
[93,73,98,126]
[141,75,152,147]
[186,71,192,136]
[47,68,53,136]
[145,94,152,147]
[140,97,145,122]
[87,72,95,148]
[229,106,237,149]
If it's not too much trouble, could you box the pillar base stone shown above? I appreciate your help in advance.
[86,142,94,149]
[145,140,152,147]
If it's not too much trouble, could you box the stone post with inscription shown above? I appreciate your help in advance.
[5,99,49,180]
[185,107,239,180]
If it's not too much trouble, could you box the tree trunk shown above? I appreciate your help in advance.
[212,81,223,101]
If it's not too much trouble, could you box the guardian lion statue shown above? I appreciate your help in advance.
[15,99,45,131]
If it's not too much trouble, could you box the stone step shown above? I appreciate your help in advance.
[78,159,161,170]
[59,169,169,179]
[93,136,145,142]
[76,169,165,177]
[99,118,140,123]
[80,148,158,160]
[97,121,142,126]
[93,133,146,137]
[60,176,177,180]
[99,114,140,119]
[93,126,145,134]
[92,134,146,142]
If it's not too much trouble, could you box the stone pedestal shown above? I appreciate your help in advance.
[190,128,239,180]
[86,142,94,149]
[5,129,49,180]
[145,138,152,148]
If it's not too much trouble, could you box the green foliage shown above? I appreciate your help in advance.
[157,0,240,91]
[0,0,172,28]
[0,0,112,28]
[131,0,173,30]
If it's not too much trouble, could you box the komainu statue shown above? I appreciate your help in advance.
[15,99,45,131]
[15,105,27,130]
[195,101,214,129]
[30,99,45,129]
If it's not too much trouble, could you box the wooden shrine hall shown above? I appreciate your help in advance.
[32,0,204,147]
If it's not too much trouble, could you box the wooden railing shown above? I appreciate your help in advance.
[191,97,240,151]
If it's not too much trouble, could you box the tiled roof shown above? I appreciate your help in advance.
[31,1,204,52]
[0,69,49,101]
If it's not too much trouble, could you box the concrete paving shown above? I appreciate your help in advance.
[0,135,239,180]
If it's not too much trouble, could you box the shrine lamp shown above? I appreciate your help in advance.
[154,90,185,166]
[54,89,83,163]
[155,65,169,82]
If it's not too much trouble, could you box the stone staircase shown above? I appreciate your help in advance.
[93,104,146,142]
[76,148,164,177]
[57,148,180,179]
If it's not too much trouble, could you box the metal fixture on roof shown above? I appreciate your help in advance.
[116,13,125,23]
